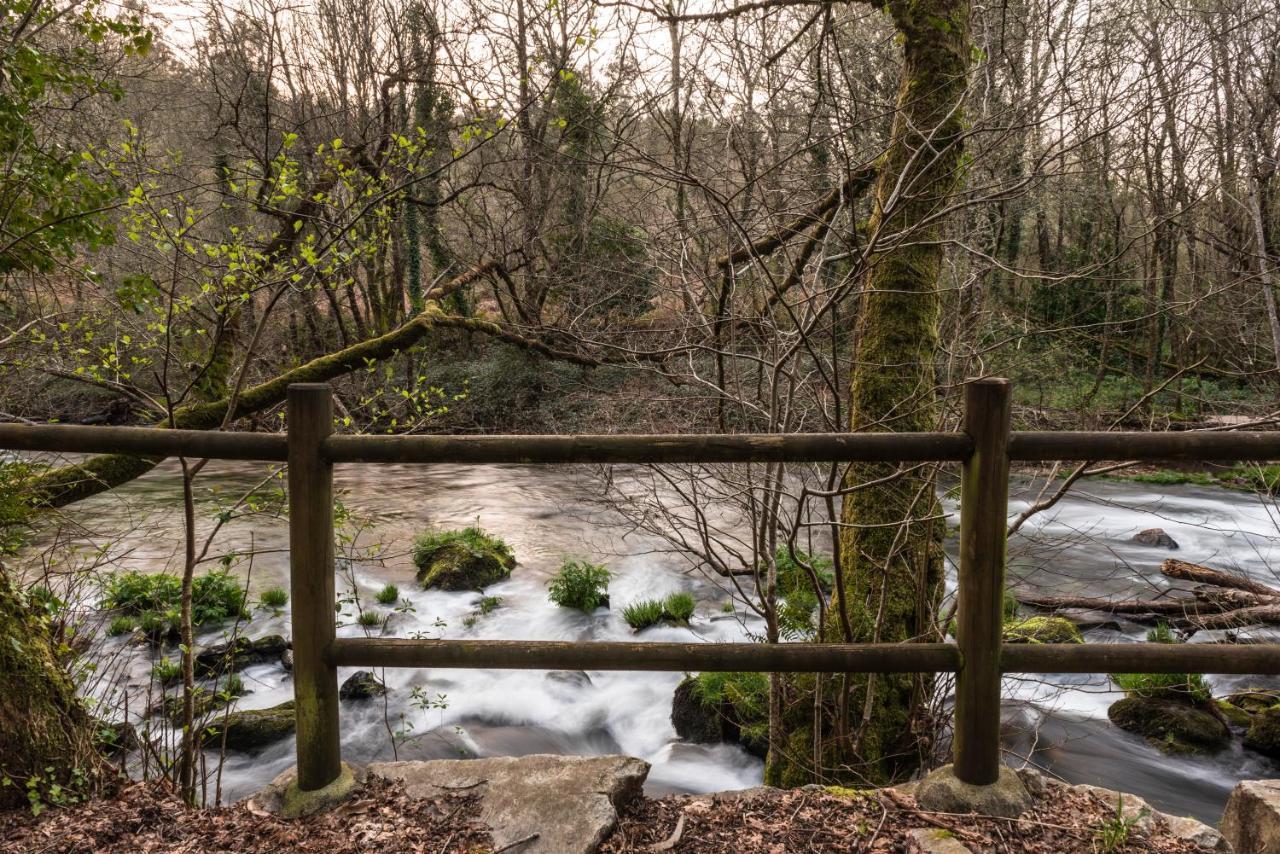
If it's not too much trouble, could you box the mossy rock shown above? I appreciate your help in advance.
[1244,709,1280,759]
[671,675,724,743]
[1107,697,1230,754]
[413,528,516,591]
[202,701,295,752]
[670,673,767,759]
[194,635,290,677]
[1225,690,1280,716]
[1002,616,1083,644]
[1217,699,1254,729]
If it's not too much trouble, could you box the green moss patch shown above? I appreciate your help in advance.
[1002,616,1083,644]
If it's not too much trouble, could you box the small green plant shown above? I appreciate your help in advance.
[478,595,503,615]
[375,584,400,605]
[547,559,611,612]
[259,586,289,608]
[1095,795,1144,852]
[107,615,136,636]
[721,601,735,613]
[357,610,382,627]
[151,658,181,683]
[663,592,696,624]
[219,673,246,697]
[622,598,665,630]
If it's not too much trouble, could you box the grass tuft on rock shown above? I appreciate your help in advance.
[259,586,288,608]
[375,584,400,605]
[622,598,664,630]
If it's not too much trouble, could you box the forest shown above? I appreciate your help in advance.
[1,0,1280,850]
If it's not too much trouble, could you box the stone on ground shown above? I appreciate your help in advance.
[905,827,972,853]
[246,762,362,819]
[1223,779,1280,854]
[914,765,1031,819]
[368,754,648,854]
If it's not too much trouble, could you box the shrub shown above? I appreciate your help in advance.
[375,584,400,605]
[478,595,502,615]
[663,592,696,624]
[102,569,247,637]
[547,560,611,611]
[622,599,665,630]
[102,571,181,614]
[357,610,382,627]
[107,615,136,636]
[259,586,289,608]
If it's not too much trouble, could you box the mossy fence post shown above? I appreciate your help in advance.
[288,383,342,791]
[953,378,1013,785]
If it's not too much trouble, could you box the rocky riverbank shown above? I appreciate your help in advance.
[0,754,1247,853]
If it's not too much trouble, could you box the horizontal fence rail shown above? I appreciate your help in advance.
[9,425,1280,466]
[330,638,1280,675]
[4,378,1280,796]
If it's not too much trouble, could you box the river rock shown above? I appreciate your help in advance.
[339,670,386,700]
[195,634,290,676]
[1224,779,1280,853]
[1132,528,1179,549]
[672,675,724,743]
[546,670,593,689]
[367,754,649,854]
[415,540,515,591]
[203,701,295,751]
[1107,697,1230,754]
[1002,616,1083,644]
[1245,709,1280,759]
[1227,689,1280,715]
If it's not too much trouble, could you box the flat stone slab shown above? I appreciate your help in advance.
[368,754,649,854]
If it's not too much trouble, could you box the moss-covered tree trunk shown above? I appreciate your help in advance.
[0,569,105,809]
[766,0,972,787]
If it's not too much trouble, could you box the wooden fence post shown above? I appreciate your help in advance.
[288,383,342,791]
[953,378,1012,785]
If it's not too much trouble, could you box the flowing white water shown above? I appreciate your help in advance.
[43,461,1280,821]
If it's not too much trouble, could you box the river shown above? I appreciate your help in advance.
[38,459,1280,822]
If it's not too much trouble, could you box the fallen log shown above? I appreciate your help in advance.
[1161,559,1280,597]
[1018,595,1214,616]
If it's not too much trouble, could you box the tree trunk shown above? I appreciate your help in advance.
[0,570,106,809]
[765,0,972,787]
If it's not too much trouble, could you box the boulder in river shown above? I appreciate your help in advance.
[202,701,295,752]
[339,671,387,700]
[1132,528,1179,549]
[546,670,594,689]
[670,674,767,759]
[1107,696,1230,754]
[195,635,290,677]
[414,528,516,591]
[1002,616,1083,644]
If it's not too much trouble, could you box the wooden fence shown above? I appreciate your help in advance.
[4,378,1280,794]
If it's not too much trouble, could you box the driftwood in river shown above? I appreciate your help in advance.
[1020,559,1280,633]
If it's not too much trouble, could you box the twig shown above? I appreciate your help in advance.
[492,832,539,853]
